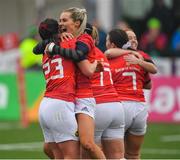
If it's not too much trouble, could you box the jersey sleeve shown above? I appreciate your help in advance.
[47,38,87,62]
[139,50,155,64]
[33,39,50,55]
[76,33,94,52]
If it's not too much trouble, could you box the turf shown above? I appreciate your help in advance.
[0,121,180,159]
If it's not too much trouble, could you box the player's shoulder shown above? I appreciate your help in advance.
[61,38,76,48]
[95,47,103,56]
[138,50,151,59]
[109,55,124,66]
[77,33,93,43]
[78,33,92,39]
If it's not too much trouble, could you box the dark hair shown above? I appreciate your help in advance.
[108,29,129,48]
[84,23,99,45]
[39,18,59,40]
[84,23,93,35]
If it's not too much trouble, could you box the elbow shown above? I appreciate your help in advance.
[152,70,157,74]
[32,48,37,54]
[143,81,152,89]
[33,48,41,55]
[151,67,158,74]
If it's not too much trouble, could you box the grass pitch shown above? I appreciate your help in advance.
[0,121,180,159]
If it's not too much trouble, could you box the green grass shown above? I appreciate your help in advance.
[142,123,180,159]
[0,121,47,159]
[0,122,180,159]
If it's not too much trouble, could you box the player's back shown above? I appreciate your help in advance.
[91,47,119,104]
[109,53,146,102]
[42,38,76,102]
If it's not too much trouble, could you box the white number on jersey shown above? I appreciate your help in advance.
[122,71,137,90]
[100,67,113,86]
[43,58,64,82]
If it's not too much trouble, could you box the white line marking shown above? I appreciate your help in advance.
[0,142,43,151]
[161,135,180,142]
[0,142,180,156]
[0,122,21,130]
[142,148,180,155]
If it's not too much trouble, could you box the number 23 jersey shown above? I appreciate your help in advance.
[42,39,76,102]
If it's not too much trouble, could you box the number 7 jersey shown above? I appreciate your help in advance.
[109,53,146,102]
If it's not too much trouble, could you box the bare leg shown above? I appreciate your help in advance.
[81,145,91,159]
[77,113,106,159]
[102,139,124,159]
[45,142,63,159]
[57,140,80,159]
[124,132,144,159]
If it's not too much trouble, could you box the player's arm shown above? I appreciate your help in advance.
[143,81,152,89]
[105,48,157,74]
[75,40,98,77]
[143,72,152,89]
[47,37,99,77]
[105,48,143,59]
[105,48,130,59]
[124,54,157,74]
[138,58,157,74]
[46,42,88,62]
[33,39,51,55]
[77,59,98,77]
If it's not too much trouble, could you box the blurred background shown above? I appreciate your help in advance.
[0,0,180,159]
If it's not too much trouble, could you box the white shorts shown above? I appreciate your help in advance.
[122,101,148,136]
[75,98,96,119]
[39,97,79,143]
[94,102,125,142]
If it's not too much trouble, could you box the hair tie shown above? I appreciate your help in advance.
[80,8,86,14]
[122,41,131,49]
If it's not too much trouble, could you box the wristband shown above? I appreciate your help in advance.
[48,42,55,52]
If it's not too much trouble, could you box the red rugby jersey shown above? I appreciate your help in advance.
[75,34,95,98]
[91,47,119,104]
[109,53,147,102]
[43,38,76,102]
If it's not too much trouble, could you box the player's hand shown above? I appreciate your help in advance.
[95,60,104,72]
[124,54,140,65]
[60,32,74,41]
[130,51,143,60]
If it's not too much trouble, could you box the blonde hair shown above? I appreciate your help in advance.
[63,7,87,36]
[91,26,99,45]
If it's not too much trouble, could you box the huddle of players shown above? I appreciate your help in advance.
[33,7,157,159]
